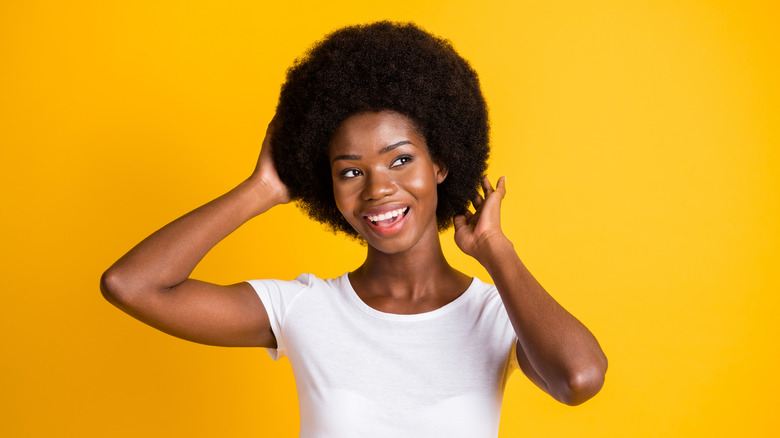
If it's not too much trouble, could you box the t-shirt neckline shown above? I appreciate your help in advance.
[340,272,478,321]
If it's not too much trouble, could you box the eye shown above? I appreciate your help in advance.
[390,155,413,168]
[340,168,363,179]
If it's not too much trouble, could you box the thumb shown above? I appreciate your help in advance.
[497,176,506,194]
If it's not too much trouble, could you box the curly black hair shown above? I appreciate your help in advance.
[272,21,489,237]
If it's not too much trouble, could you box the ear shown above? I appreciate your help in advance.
[433,161,448,184]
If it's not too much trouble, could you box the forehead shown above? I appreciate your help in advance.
[328,111,427,156]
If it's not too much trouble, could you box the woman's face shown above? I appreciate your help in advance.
[329,111,447,254]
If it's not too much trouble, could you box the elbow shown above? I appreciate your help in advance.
[100,266,138,309]
[557,354,608,406]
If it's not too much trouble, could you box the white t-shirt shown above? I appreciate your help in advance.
[248,273,519,438]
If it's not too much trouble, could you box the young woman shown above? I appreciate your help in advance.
[101,21,607,437]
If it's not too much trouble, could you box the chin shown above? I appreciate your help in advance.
[358,224,439,257]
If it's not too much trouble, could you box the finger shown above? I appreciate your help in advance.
[459,210,475,226]
[472,193,484,209]
[266,116,278,136]
[495,176,506,197]
[261,118,277,151]
[453,214,466,229]
[481,176,495,197]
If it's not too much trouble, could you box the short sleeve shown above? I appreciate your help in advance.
[246,274,311,360]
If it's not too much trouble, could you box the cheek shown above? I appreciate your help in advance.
[332,184,346,212]
[331,180,357,216]
[406,168,438,198]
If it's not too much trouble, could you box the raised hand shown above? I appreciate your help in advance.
[453,176,509,262]
[100,117,294,348]
[249,118,292,207]
[454,176,608,405]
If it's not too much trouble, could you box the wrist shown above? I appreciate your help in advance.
[236,176,287,217]
[474,233,514,267]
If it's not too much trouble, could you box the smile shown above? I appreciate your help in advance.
[366,207,408,225]
[363,206,410,236]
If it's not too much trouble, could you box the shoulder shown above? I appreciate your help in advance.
[246,273,347,303]
[245,273,348,333]
[466,277,502,305]
[460,277,513,324]
[246,272,330,291]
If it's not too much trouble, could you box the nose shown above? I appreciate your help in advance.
[361,170,397,201]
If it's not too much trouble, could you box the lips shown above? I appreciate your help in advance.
[362,206,410,237]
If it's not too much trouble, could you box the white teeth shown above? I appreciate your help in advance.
[367,207,406,223]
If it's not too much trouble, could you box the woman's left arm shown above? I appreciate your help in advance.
[454,177,608,406]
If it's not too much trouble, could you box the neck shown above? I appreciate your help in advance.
[352,228,467,300]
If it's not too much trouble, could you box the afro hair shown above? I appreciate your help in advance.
[272,21,490,237]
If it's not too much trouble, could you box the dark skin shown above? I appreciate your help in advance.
[329,111,471,314]
[101,110,607,407]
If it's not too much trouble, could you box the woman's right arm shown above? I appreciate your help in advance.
[100,121,290,348]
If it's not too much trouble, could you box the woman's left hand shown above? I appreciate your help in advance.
[453,176,510,262]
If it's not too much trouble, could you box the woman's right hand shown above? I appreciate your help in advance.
[100,117,294,349]
[249,118,292,207]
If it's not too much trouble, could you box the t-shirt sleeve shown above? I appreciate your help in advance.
[245,273,311,360]
[476,278,521,376]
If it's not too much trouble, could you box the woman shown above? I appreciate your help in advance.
[101,21,607,437]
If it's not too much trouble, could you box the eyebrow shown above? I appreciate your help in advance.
[331,140,413,163]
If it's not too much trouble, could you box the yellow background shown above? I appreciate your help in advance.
[2,0,778,436]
